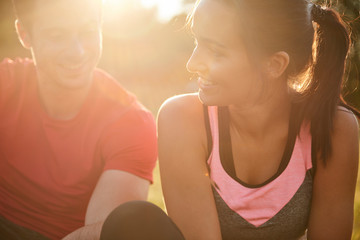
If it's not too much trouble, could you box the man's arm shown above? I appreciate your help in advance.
[62,169,150,240]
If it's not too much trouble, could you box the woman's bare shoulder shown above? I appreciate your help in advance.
[317,105,359,170]
[157,93,208,156]
[333,106,359,148]
[336,105,359,126]
[158,93,204,127]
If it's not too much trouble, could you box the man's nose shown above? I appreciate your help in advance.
[65,38,86,60]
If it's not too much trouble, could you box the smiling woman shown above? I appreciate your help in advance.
[157,0,360,240]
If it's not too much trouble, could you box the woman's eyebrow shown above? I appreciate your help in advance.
[191,27,226,49]
[199,36,227,49]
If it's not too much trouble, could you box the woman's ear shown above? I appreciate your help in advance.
[15,19,32,49]
[265,51,290,79]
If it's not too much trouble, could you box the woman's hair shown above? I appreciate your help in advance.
[188,0,359,165]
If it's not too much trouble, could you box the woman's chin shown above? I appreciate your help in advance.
[198,89,224,106]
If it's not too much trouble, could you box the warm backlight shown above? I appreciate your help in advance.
[103,0,184,22]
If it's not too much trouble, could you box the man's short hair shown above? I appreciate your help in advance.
[11,0,34,30]
[11,0,102,31]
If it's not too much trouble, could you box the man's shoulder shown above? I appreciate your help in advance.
[0,57,35,83]
[1,57,34,76]
[92,68,154,126]
[0,57,34,71]
[0,57,36,100]
[93,68,137,107]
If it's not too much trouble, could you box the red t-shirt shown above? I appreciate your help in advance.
[0,58,157,239]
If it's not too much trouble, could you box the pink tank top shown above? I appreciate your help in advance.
[206,106,313,239]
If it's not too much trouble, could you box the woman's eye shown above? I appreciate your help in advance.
[208,46,222,57]
[193,39,223,58]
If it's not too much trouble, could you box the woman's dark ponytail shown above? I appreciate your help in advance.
[306,4,351,164]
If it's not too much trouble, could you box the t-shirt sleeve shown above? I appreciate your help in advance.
[0,58,33,107]
[0,58,12,105]
[99,108,157,183]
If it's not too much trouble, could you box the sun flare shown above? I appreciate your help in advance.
[103,0,185,22]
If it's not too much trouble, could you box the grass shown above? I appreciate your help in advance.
[148,163,165,210]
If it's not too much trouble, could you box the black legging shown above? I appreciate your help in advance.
[100,201,185,240]
[0,201,184,240]
[0,215,50,240]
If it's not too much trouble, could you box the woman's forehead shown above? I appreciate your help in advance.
[191,0,243,45]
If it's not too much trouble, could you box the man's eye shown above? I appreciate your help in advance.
[46,31,66,41]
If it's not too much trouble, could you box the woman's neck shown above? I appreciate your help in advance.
[228,87,292,140]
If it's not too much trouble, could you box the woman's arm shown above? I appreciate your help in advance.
[158,94,222,240]
[307,107,359,240]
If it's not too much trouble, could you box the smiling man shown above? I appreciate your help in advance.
[0,0,157,239]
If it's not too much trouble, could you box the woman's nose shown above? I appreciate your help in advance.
[186,47,207,75]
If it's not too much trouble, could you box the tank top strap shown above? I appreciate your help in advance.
[203,105,212,159]
[203,105,219,166]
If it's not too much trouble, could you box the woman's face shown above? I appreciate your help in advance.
[187,0,265,107]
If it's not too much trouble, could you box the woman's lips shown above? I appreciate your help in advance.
[198,77,218,91]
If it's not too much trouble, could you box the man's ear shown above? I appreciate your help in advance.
[265,51,290,79]
[15,19,32,49]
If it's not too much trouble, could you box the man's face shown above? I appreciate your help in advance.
[28,0,102,90]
